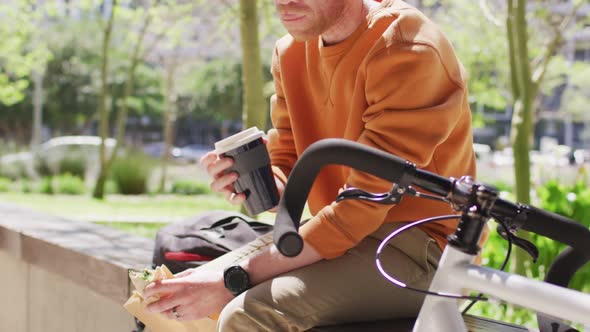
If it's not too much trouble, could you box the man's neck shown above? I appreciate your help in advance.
[321,0,377,46]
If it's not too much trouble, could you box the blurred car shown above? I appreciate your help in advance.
[177,144,212,163]
[0,135,118,179]
[40,136,118,170]
[571,149,590,165]
[473,143,492,162]
[142,142,182,160]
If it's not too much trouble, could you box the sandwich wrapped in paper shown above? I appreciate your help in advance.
[128,267,169,297]
[124,265,216,332]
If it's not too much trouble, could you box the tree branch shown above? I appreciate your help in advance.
[514,0,532,98]
[507,0,520,100]
[220,0,240,16]
[531,0,583,87]
[141,20,179,59]
[479,0,502,27]
[530,31,561,90]
[134,0,161,61]
[108,0,161,166]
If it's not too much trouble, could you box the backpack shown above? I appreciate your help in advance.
[133,210,273,332]
[152,210,273,274]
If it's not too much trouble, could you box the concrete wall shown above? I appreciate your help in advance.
[0,202,154,332]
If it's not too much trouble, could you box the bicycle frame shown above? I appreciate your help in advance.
[414,245,590,332]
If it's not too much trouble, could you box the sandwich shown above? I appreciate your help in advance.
[128,265,173,300]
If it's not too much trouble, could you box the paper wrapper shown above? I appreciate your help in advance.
[123,265,217,332]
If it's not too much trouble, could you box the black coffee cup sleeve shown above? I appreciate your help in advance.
[226,144,271,176]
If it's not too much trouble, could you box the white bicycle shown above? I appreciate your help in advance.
[273,139,590,332]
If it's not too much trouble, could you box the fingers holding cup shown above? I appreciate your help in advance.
[214,127,280,215]
[210,171,239,193]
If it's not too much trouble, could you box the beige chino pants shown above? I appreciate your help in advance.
[199,222,442,332]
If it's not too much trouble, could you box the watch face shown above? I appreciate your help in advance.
[224,266,250,296]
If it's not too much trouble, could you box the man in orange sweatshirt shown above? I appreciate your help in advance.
[144,0,476,330]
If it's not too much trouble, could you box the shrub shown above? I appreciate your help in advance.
[39,176,54,195]
[481,180,590,293]
[21,179,33,193]
[171,179,210,195]
[0,177,11,192]
[0,160,28,181]
[534,180,590,292]
[105,179,119,195]
[58,154,86,179]
[35,157,54,177]
[54,173,86,195]
[490,180,512,193]
[110,153,154,195]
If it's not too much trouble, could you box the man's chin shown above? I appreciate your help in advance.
[284,24,324,42]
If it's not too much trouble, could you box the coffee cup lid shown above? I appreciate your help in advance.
[214,127,265,154]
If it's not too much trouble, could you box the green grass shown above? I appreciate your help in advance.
[0,192,239,222]
[95,221,167,239]
[0,191,278,229]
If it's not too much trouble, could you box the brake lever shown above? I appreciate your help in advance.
[336,184,410,205]
[497,224,540,263]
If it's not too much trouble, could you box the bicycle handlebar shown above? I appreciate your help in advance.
[272,139,417,257]
[273,139,590,271]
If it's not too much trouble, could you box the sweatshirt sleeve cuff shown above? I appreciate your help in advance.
[299,210,358,259]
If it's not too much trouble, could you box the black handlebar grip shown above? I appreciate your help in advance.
[273,199,305,257]
[521,205,590,255]
[545,246,590,288]
[274,229,304,257]
[490,199,590,254]
[273,139,413,257]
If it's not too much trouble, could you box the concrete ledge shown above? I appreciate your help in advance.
[0,202,155,332]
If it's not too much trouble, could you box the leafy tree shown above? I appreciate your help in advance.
[424,0,511,127]
[42,21,102,135]
[147,2,205,193]
[0,1,51,151]
[505,0,586,274]
[190,58,246,129]
[0,15,165,139]
[556,61,590,146]
[216,0,283,132]
[422,0,589,274]
[93,0,196,198]
[0,2,48,106]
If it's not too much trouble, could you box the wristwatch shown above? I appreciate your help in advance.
[223,265,250,296]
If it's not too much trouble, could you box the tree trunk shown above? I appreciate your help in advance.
[159,57,178,193]
[92,0,118,199]
[31,70,44,154]
[239,0,267,130]
[103,2,155,192]
[30,70,44,178]
[507,0,535,276]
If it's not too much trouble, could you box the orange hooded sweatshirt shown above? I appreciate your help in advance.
[267,0,476,259]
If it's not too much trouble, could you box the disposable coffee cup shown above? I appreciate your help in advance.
[215,127,280,215]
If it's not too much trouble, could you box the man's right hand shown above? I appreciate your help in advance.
[199,152,246,206]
